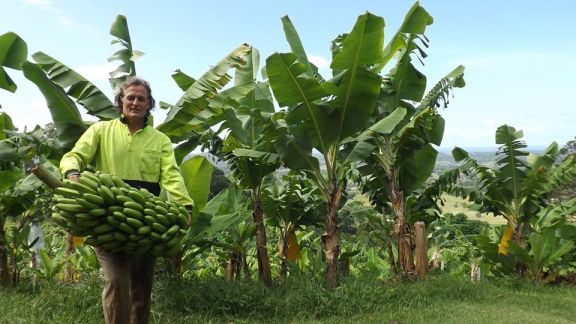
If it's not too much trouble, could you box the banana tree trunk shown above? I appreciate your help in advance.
[322,182,342,288]
[242,253,250,279]
[513,222,527,274]
[390,173,415,275]
[63,234,74,282]
[226,251,242,282]
[414,221,428,277]
[252,189,272,286]
[170,250,184,277]
[279,227,289,278]
[385,238,398,275]
[0,218,9,288]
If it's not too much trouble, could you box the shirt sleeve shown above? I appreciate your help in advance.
[159,137,194,207]
[60,123,100,176]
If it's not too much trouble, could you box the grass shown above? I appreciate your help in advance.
[1,273,575,323]
[440,194,507,225]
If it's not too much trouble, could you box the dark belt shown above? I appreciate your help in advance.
[123,179,160,196]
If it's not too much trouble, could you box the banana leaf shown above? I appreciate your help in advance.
[108,15,141,92]
[157,44,251,139]
[22,61,86,149]
[180,155,213,213]
[32,52,117,120]
[0,32,27,92]
[0,112,16,140]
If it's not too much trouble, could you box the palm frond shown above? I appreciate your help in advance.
[418,65,465,110]
[32,52,117,120]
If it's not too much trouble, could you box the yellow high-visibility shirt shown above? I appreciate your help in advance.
[60,118,193,207]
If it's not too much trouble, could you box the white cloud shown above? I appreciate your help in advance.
[20,0,91,30]
[56,15,87,29]
[20,0,56,13]
[74,63,116,82]
[308,54,330,68]
[2,97,53,130]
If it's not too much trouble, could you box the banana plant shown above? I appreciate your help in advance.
[157,44,277,284]
[189,184,254,281]
[208,46,284,285]
[339,3,465,276]
[264,11,386,287]
[0,32,27,93]
[260,172,324,277]
[108,15,143,92]
[156,44,252,140]
[507,199,576,282]
[0,117,59,287]
[452,126,576,257]
[22,15,139,150]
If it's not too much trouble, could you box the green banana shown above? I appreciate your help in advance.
[115,194,134,205]
[117,222,136,234]
[110,174,128,189]
[124,201,144,212]
[98,172,116,188]
[98,186,116,205]
[143,215,156,225]
[76,197,100,210]
[144,201,156,210]
[113,232,128,242]
[137,226,152,235]
[149,231,163,241]
[79,176,100,192]
[55,197,78,205]
[89,208,107,217]
[107,205,123,214]
[125,217,144,229]
[56,203,86,213]
[112,211,127,222]
[93,223,114,235]
[64,180,98,195]
[123,207,143,220]
[165,224,180,236]
[83,193,105,206]
[80,171,101,186]
[152,222,168,233]
[154,205,168,216]
[51,213,69,226]
[96,233,114,243]
[126,189,145,205]
[155,214,170,226]
[74,213,94,222]
[77,219,100,228]
[54,187,81,198]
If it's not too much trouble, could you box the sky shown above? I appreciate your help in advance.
[1,0,575,150]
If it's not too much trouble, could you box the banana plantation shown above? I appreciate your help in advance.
[1,2,576,323]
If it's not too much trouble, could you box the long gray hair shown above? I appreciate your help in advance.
[113,77,156,115]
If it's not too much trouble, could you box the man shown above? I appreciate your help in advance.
[60,77,193,324]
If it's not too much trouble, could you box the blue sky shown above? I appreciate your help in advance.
[1,0,575,149]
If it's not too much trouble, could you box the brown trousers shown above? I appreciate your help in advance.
[95,247,156,324]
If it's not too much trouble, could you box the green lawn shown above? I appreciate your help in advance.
[440,194,507,225]
[1,274,574,323]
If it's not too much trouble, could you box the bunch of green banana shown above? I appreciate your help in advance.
[51,170,190,257]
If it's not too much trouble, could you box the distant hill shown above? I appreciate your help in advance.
[189,146,548,177]
[434,146,547,173]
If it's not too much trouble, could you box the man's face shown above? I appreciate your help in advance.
[121,85,149,121]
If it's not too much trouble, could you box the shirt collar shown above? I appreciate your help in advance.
[119,115,154,128]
